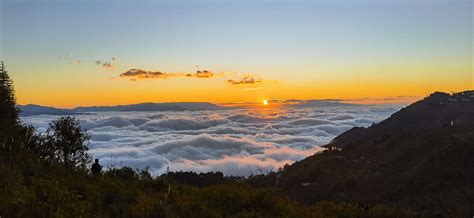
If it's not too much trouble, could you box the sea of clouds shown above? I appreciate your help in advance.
[21,105,400,176]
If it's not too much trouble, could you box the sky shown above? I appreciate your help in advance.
[1,0,472,108]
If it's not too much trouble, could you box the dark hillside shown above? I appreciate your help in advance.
[330,91,474,149]
[279,91,474,216]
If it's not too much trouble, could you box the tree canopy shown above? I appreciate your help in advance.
[45,116,91,168]
[0,61,20,146]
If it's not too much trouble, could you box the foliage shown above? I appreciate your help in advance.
[0,61,20,148]
[279,127,474,216]
[44,116,91,168]
[1,152,422,217]
[277,91,474,216]
[165,171,231,187]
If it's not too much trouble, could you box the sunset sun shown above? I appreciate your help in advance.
[263,100,269,106]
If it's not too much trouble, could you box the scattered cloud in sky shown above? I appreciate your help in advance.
[226,75,263,85]
[95,60,114,69]
[120,69,171,79]
[120,69,218,80]
[186,70,214,78]
[119,68,267,86]
[21,105,399,176]
[59,53,117,69]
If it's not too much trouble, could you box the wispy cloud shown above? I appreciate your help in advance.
[119,68,265,84]
[118,68,274,87]
[226,75,263,85]
[59,53,117,69]
[96,60,114,69]
[185,70,214,78]
[120,69,219,80]
[120,69,171,79]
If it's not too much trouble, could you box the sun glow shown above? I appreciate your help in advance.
[263,99,269,106]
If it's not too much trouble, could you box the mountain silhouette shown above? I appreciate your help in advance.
[19,102,226,116]
[278,90,474,215]
[20,104,76,116]
[19,100,357,116]
[329,91,474,148]
[74,102,225,112]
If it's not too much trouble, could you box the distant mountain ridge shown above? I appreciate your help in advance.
[19,104,76,116]
[19,99,358,116]
[281,99,353,108]
[74,102,224,112]
[19,102,226,116]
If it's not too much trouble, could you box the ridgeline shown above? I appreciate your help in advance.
[278,91,474,216]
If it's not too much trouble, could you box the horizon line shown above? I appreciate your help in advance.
[19,95,422,109]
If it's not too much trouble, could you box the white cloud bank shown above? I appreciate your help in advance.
[21,105,400,176]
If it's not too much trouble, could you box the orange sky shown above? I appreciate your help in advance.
[3,0,472,108]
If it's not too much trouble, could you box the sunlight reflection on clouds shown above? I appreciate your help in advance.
[21,105,400,176]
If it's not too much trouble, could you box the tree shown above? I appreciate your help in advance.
[45,116,91,168]
[0,61,20,147]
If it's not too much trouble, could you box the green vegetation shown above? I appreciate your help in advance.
[0,61,471,217]
[278,91,474,217]
[0,151,419,217]
[44,116,91,168]
[0,61,20,149]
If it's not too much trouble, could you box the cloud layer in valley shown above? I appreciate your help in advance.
[21,105,400,176]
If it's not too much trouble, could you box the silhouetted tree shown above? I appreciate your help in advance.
[0,61,20,148]
[16,124,43,152]
[45,116,90,168]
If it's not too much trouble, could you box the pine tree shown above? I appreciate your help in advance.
[0,61,20,145]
